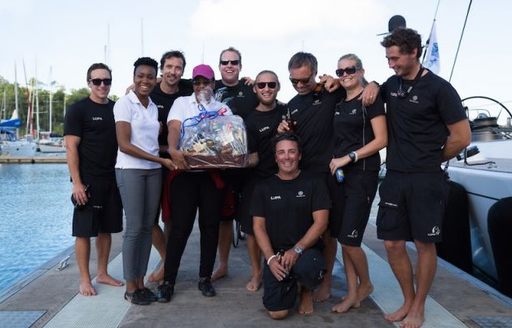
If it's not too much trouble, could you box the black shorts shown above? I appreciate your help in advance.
[239,177,258,235]
[327,173,345,238]
[376,170,449,243]
[219,169,248,222]
[72,176,123,237]
[262,248,325,311]
[335,170,379,246]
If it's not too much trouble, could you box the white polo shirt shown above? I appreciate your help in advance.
[114,90,161,169]
[167,95,232,125]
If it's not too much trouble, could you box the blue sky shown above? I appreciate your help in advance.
[1,0,510,108]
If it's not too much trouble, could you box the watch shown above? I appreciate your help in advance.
[348,151,358,163]
[293,246,304,256]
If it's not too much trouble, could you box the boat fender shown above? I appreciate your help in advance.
[488,197,512,298]
[436,181,472,274]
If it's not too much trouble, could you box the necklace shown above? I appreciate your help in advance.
[397,66,424,99]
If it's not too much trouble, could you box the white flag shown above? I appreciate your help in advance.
[424,21,440,74]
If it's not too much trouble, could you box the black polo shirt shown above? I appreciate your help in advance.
[64,97,117,178]
[382,71,467,172]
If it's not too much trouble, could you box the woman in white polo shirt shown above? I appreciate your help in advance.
[114,57,175,305]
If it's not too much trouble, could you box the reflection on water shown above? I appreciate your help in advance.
[0,164,74,292]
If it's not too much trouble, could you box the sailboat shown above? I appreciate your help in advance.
[0,65,37,157]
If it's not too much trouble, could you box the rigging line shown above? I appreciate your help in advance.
[449,0,473,82]
[422,0,441,64]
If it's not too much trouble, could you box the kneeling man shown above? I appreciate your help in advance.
[252,133,329,319]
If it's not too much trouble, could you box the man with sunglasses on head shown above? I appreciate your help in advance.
[64,63,124,296]
[211,47,260,282]
[146,50,194,283]
[377,28,470,328]
[239,70,286,292]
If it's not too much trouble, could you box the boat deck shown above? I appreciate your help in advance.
[1,220,511,328]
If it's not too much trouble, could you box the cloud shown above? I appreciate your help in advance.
[189,0,389,40]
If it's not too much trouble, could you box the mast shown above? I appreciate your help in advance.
[48,66,53,133]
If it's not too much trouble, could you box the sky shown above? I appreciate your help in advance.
[1,0,511,112]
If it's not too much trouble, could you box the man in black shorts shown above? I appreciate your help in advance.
[147,50,193,283]
[278,52,345,302]
[252,133,329,319]
[377,28,470,328]
[241,70,286,292]
[64,63,124,296]
[211,47,259,281]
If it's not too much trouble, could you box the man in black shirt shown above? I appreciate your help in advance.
[377,28,470,328]
[212,47,259,281]
[147,50,193,283]
[242,70,286,292]
[252,133,329,319]
[279,52,345,302]
[64,63,123,296]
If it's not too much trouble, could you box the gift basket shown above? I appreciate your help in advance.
[179,92,248,168]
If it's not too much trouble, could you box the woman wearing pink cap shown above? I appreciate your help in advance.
[156,64,233,302]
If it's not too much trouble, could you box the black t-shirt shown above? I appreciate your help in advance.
[287,88,346,173]
[150,80,193,156]
[332,95,385,172]
[214,79,259,120]
[246,103,286,178]
[382,71,467,172]
[250,171,330,252]
[63,97,117,178]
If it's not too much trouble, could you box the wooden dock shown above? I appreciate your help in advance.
[0,156,66,164]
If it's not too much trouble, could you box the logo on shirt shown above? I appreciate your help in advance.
[259,126,270,133]
[347,229,359,239]
[92,116,103,121]
[270,195,282,201]
[427,225,441,237]
[296,191,306,198]
[237,91,244,98]
[349,108,357,115]
[409,95,419,104]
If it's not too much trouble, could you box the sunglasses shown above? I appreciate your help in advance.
[220,60,240,66]
[256,82,277,89]
[89,78,112,86]
[335,67,357,77]
[289,75,313,85]
[192,79,212,86]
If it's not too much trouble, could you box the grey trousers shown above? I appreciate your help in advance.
[116,168,161,281]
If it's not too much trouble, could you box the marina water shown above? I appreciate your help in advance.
[0,164,74,293]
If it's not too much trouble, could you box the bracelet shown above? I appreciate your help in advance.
[267,254,278,266]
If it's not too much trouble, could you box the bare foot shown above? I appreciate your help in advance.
[298,290,314,315]
[147,265,164,283]
[400,308,425,328]
[79,280,97,296]
[313,281,331,302]
[356,282,374,303]
[96,273,124,287]
[331,295,360,313]
[385,304,411,322]
[245,276,262,292]
[211,266,228,282]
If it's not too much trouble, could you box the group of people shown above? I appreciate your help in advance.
[64,27,470,328]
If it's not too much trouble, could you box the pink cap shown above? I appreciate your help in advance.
[192,64,215,80]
